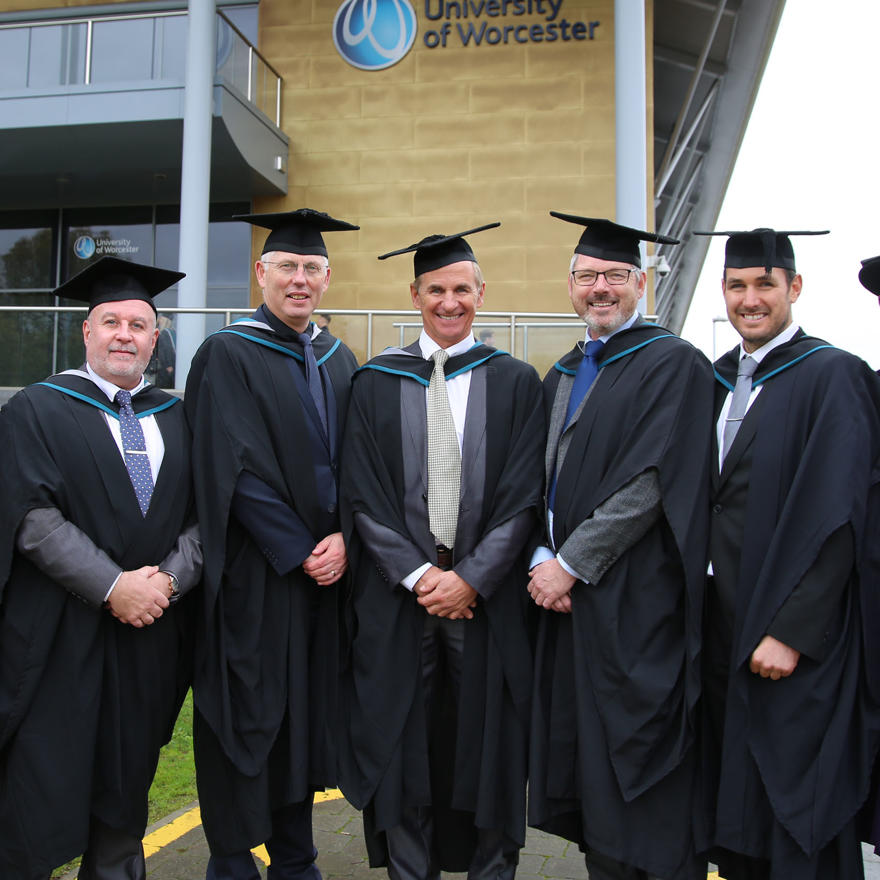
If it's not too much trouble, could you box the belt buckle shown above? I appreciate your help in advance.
[436,544,453,570]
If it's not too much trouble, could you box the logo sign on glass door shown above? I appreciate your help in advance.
[333,0,418,70]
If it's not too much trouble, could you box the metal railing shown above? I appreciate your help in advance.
[0,305,589,386]
[0,9,282,126]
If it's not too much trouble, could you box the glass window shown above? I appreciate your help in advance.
[154,204,250,325]
[91,17,155,82]
[154,15,187,81]
[0,215,57,385]
[0,27,29,90]
[28,23,86,88]
[64,208,153,280]
[0,220,53,290]
[0,204,253,384]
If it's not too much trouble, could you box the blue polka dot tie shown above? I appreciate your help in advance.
[115,389,154,517]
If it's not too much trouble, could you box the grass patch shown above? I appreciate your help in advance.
[148,689,198,822]
[50,690,197,878]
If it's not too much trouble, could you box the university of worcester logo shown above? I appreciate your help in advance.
[332,0,418,70]
[73,235,96,260]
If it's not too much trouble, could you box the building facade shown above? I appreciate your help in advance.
[0,0,783,383]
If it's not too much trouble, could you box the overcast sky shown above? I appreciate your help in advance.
[680,0,880,368]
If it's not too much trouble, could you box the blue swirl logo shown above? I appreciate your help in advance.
[333,0,418,71]
[73,235,96,260]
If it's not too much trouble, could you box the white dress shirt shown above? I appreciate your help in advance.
[86,364,165,481]
[401,330,477,589]
[715,322,800,472]
[84,364,165,598]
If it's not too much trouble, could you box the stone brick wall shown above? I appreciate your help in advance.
[249,0,654,322]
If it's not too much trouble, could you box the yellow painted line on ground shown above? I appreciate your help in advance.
[143,791,721,878]
[142,790,346,864]
[143,805,203,857]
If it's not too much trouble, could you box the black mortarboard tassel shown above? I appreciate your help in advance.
[378,223,500,276]
[235,208,360,257]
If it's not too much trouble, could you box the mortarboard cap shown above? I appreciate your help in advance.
[378,222,500,276]
[859,256,880,297]
[56,256,184,314]
[550,212,679,269]
[235,208,360,257]
[693,228,829,274]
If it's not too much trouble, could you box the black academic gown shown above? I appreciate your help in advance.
[338,343,545,871]
[706,332,880,880]
[0,374,194,879]
[184,307,357,854]
[529,324,714,880]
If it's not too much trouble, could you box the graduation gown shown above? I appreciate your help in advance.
[0,373,194,878]
[529,324,714,880]
[338,343,545,871]
[706,332,880,878]
[184,307,357,852]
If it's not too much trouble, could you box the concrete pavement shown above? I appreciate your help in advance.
[61,790,880,880]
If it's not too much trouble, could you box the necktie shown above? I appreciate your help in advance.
[721,355,758,464]
[115,389,154,517]
[427,349,461,548]
[564,339,605,427]
[298,331,329,439]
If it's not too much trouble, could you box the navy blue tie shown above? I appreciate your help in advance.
[298,331,329,439]
[564,339,605,427]
[115,389,154,517]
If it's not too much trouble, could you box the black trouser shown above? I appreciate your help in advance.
[384,616,517,880]
[205,797,319,880]
[77,816,145,880]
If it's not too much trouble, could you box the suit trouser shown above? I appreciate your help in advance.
[384,615,517,880]
[205,797,320,880]
[77,816,146,880]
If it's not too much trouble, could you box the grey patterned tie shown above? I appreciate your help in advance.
[298,331,329,440]
[721,355,758,465]
[115,389,154,516]
[427,349,461,548]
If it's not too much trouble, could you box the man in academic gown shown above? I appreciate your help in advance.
[338,225,545,880]
[527,214,714,880]
[0,256,201,880]
[184,210,359,880]
[699,228,880,880]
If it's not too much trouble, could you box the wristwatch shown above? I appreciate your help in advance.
[163,571,181,604]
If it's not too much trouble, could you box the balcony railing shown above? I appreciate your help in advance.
[0,9,282,126]
[0,305,590,388]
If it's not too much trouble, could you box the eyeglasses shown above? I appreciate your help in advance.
[262,260,325,278]
[570,268,636,287]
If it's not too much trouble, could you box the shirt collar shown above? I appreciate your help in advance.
[85,362,147,402]
[418,329,476,360]
[739,322,800,365]
[584,310,640,345]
